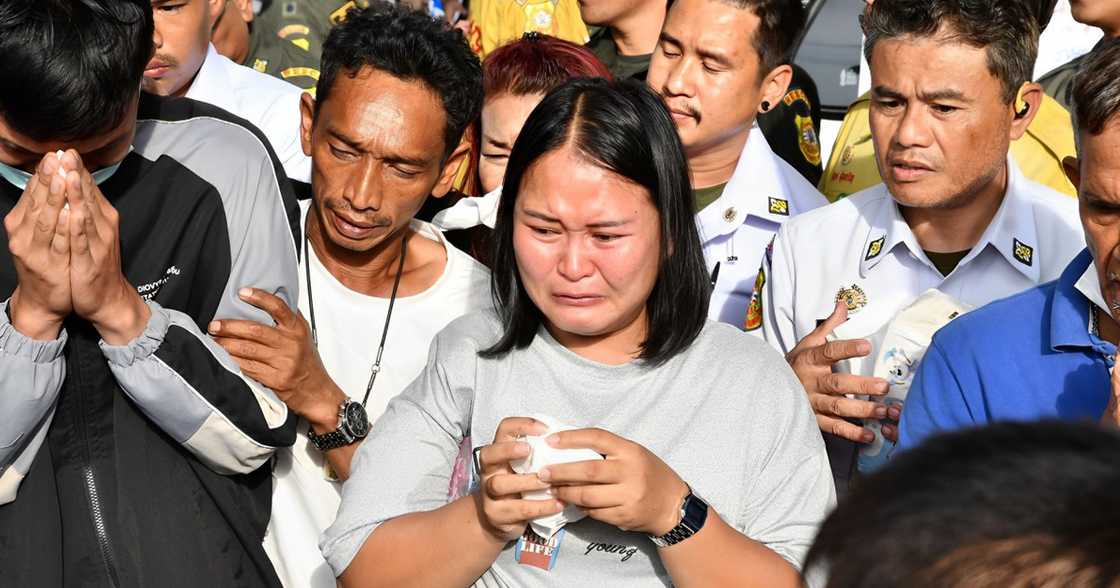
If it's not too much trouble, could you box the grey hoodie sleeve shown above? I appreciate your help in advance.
[105,115,302,475]
[0,300,67,505]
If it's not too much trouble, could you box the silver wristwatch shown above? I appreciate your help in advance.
[649,486,709,548]
[307,400,370,452]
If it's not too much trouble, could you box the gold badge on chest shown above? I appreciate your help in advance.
[835,284,868,313]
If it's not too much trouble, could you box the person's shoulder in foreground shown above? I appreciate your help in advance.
[899,249,1110,450]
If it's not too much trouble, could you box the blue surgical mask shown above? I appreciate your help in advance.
[0,150,130,191]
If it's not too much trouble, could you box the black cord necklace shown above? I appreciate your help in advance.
[304,218,409,407]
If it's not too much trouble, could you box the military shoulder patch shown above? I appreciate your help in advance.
[745,268,766,331]
[1013,238,1034,267]
[865,237,885,261]
[835,284,868,313]
[281,67,321,81]
[330,1,358,24]
[768,197,790,216]
[277,24,311,39]
[795,115,821,166]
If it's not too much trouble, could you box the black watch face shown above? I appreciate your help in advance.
[344,402,370,438]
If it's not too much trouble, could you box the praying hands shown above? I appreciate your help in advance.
[5,150,148,344]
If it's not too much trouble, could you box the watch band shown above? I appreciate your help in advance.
[649,486,709,548]
[308,427,352,451]
[307,400,362,452]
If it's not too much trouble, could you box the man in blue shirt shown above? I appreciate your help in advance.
[900,38,1120,450]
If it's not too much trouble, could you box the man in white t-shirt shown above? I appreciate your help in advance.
[143,0,311,182]
[206,5,487,587]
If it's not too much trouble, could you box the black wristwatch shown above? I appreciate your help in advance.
[649,486,709,548]
[307,400,370,452]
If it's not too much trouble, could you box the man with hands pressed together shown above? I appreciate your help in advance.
[9,152,150,345]
[207,6,491,587]
[0,1,301,586]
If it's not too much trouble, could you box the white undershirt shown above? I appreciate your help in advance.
[264,201,491,588]
[1075,263,1111,335]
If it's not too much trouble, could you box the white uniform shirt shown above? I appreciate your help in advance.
[699,126,828,327]
[186,44,311,183]
[263,202,491,588]
[758,157,1084,487]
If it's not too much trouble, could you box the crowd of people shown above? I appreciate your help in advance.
[1,0,1119,587]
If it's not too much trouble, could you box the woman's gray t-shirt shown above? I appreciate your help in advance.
[321,311,835,586]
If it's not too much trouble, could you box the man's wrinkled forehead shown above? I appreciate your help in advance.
[1077,118,1120,192]
[316,67,449,162]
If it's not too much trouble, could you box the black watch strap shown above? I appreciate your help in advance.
[308,427,352,451]
[307,400,366,452]
[649,486,709,548]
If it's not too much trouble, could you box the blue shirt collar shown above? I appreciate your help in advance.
[1050,248,1114,352]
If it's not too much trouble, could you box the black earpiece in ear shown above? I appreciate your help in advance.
[1015,103,1030,119]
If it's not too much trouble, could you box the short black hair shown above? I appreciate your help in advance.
[1072,37,1120,152]
[482,78,710,366]
[862,0,1039,103]
[718,0,806,74]
[0,0,153,142]
[315,2,483,158]
[804,421,1120,587]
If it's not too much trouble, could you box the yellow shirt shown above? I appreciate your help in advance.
[819,92,1077,201]
[472,0,590,58]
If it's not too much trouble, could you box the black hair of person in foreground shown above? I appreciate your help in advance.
[804,421,1120,588]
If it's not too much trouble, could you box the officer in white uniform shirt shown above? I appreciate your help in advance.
[698,123,826,326]
[756,0,1085,492]
[184,45,311,182]
[646,0,826,327]
[142,0,310,182]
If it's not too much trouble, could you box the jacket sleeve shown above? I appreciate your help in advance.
[100,142,301,476]
[0,300,67,504]
[898,338,978,451]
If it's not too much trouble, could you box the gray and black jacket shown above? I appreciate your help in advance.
[0,94,300,587]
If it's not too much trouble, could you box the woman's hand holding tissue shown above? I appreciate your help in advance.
[541,428,689,536]
[475,417,566,542]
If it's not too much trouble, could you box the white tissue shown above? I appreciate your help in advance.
[509,414,603,539]
[431,186,501,230]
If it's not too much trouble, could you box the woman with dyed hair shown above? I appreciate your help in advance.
[433,33,612,236]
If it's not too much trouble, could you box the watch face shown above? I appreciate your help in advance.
[344,402,370,438]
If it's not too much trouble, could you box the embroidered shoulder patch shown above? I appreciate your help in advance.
[796,115,821,165]
[1013,238,1034,267]
[330,1,358,24]
[768,197,789,216]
